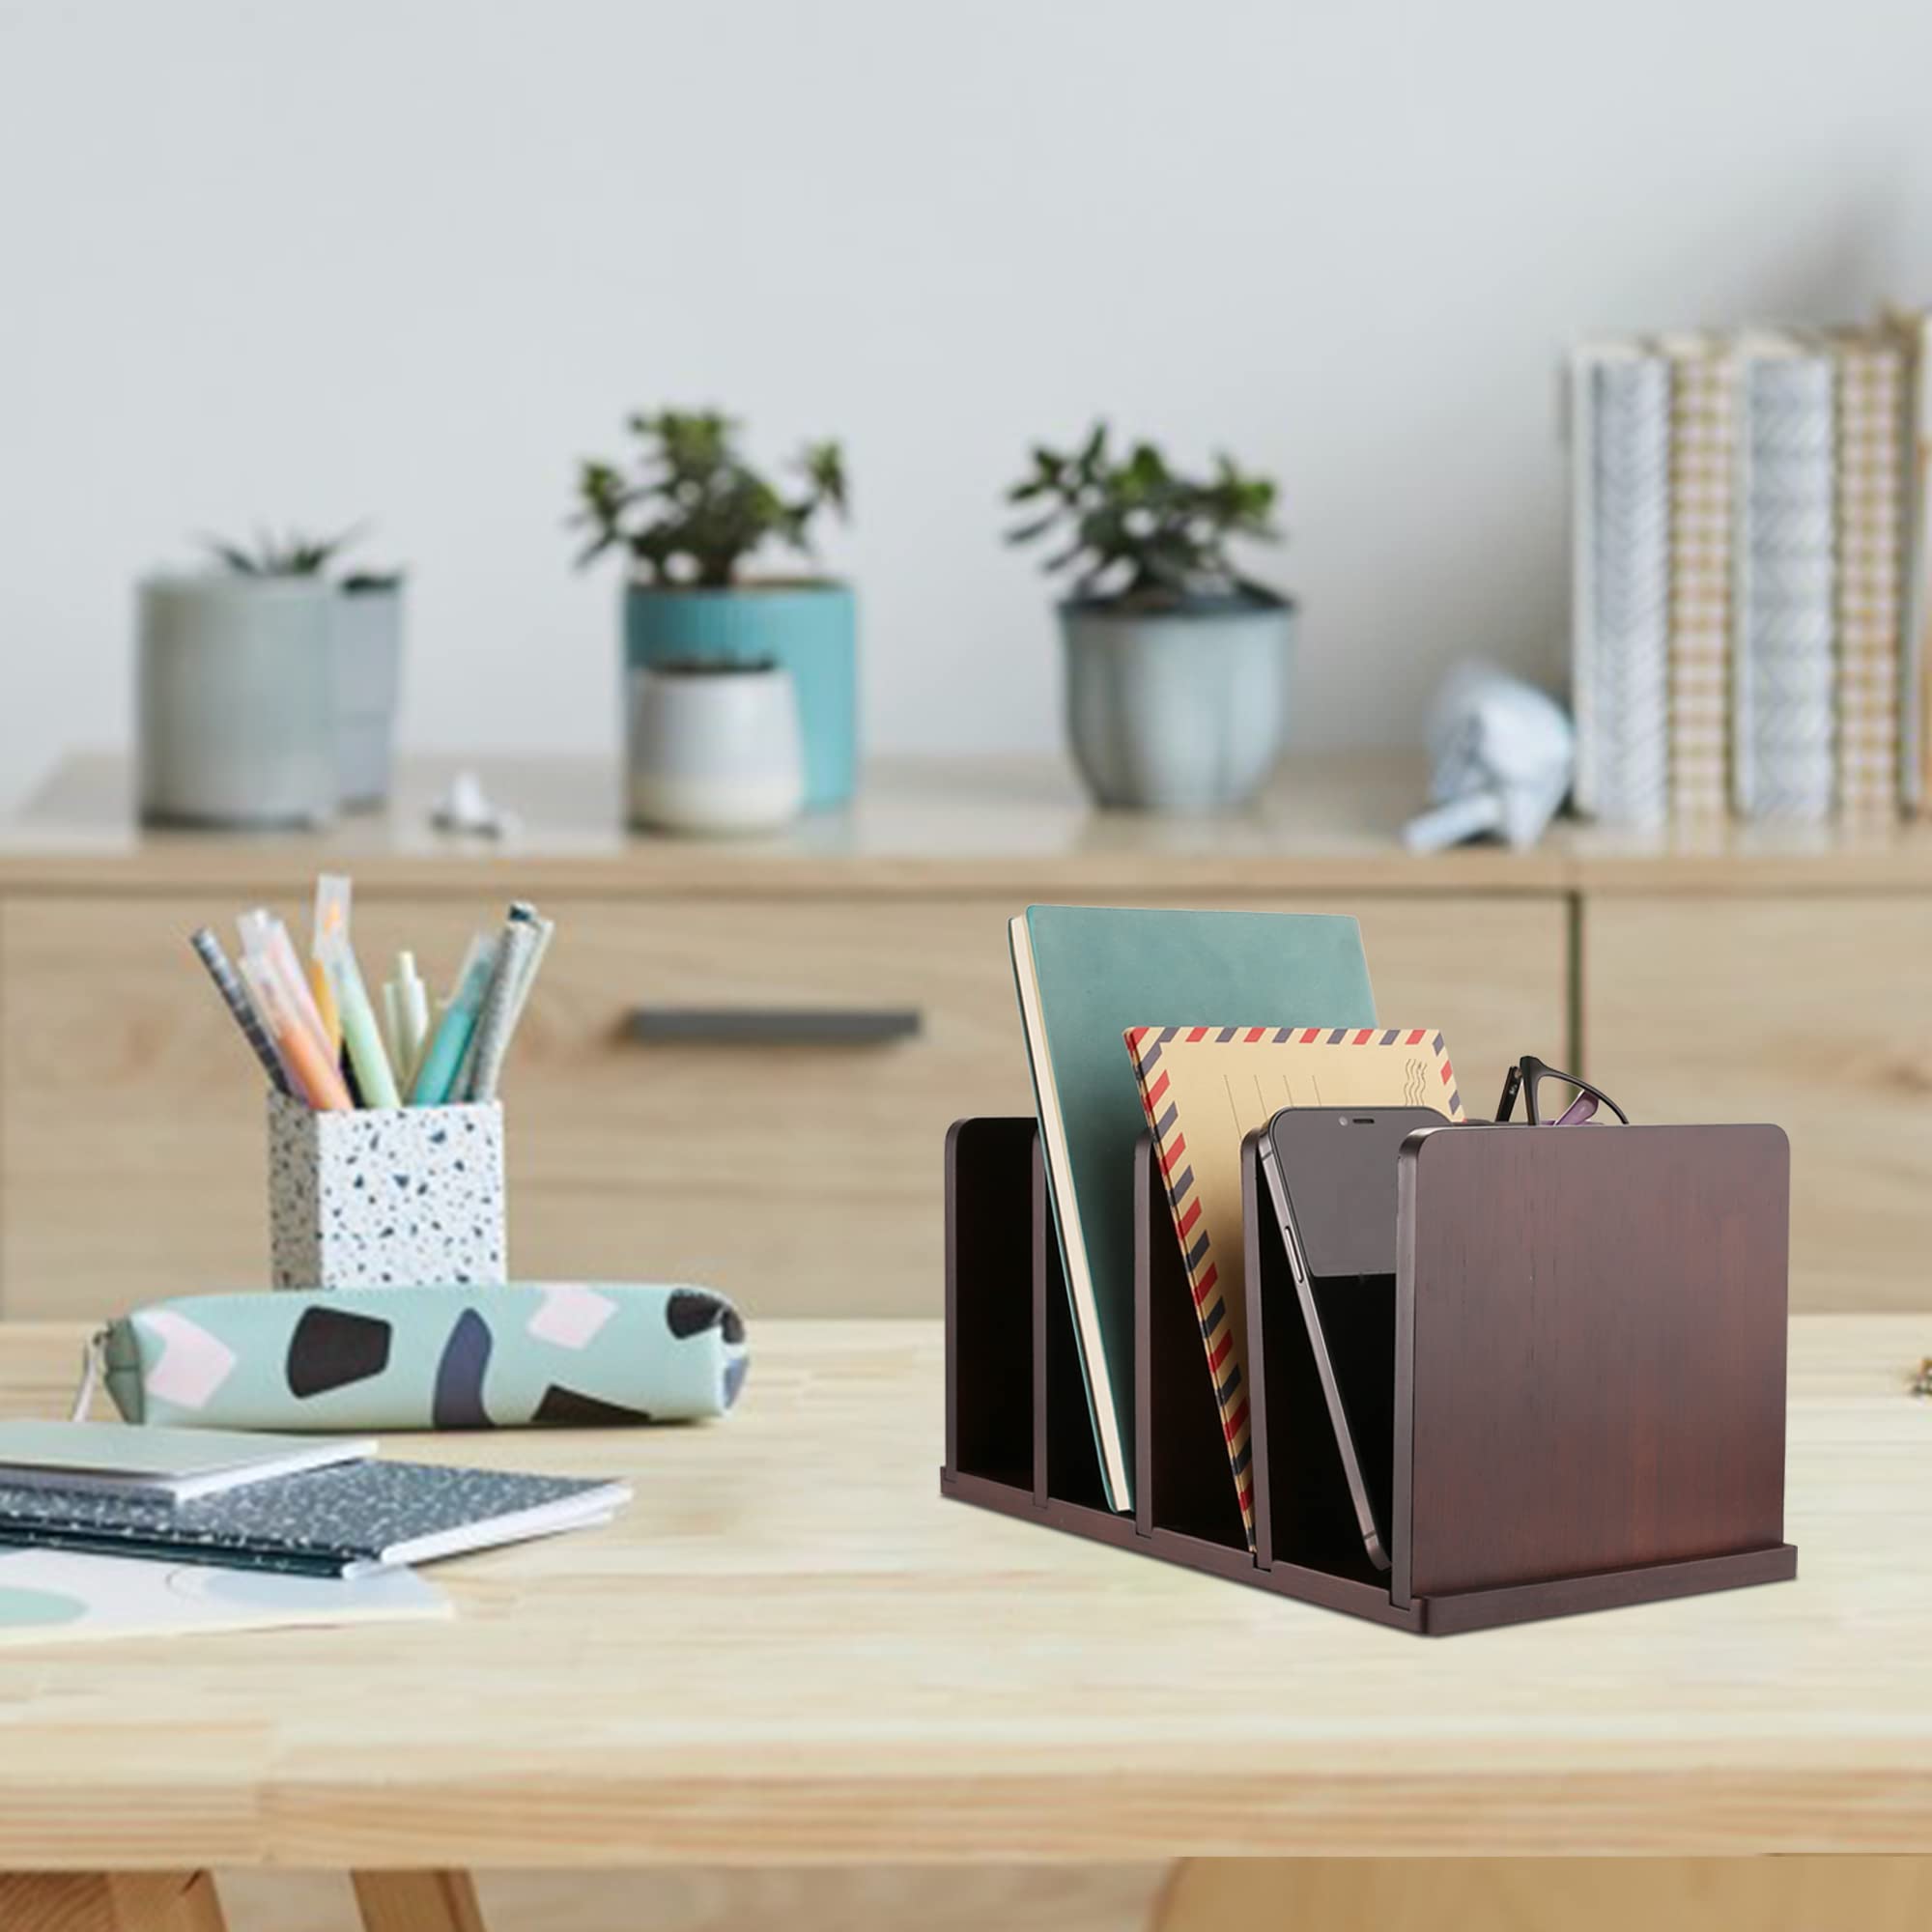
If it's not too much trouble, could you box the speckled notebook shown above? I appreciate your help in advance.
[0,1459,629,1578]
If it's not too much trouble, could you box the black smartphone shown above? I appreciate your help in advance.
[1256,1106,1447,1574]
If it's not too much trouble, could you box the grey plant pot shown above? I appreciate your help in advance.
[333,582,404,809]
[1060,597,1296,810]
[136,576,338,829]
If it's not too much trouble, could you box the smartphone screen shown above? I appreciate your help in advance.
[1261,1108,1445,1572]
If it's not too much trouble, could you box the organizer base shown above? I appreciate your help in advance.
[940,1470,1797,1636]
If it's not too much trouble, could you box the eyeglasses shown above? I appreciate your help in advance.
[1494,1054,1631,1126]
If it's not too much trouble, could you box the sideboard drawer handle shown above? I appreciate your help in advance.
[625,1007,924,1046]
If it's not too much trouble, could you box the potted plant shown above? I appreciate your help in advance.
[137,526,406,827]
[207,527,407,810]
[626,657,807,835]
[1007,424,1292,810]
[333,566,407,810]
[138,527,347,828]
[571,410,855,812]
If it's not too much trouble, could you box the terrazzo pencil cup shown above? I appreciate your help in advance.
[267,1090,507,1290]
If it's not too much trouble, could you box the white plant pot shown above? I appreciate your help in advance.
[626,662,807,835]
[136,575,338,828]
[333,582,404,809]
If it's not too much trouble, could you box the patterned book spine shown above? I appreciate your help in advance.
[1835,338,1905,818]
[1888,308,1932,814]
[1584,355,1672,827]
[1665,348,1735,818]
[1570,355,1599,816]
[1735,352,1836,820]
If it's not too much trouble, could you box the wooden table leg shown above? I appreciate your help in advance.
[0,1873,225,1932]
[1153,1858,1932,1931]
[352,1872,487,1932]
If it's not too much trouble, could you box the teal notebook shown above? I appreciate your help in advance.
[1009,905,1376,1514]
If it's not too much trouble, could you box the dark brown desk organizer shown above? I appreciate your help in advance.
[941,1116,1798,1635]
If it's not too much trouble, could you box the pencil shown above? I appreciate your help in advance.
[189,927,295,1095]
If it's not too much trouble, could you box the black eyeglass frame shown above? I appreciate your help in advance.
[1493,1054,1631,1126]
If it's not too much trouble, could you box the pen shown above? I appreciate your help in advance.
[239,910,334,1065]
[323,947,400,1108]
[308,957,343,1059]
[313,874,401,1109]
[382,979,406,1075]
[410,935,499,1106]
[393,951,431,1086]
[503,901,555,1037]
[189,927,295,1095]
[466,901,553,1101]
[308,878,343,1056]
[465,917,540,1102]
[450,901,549,1100]
[241,952,354,1111]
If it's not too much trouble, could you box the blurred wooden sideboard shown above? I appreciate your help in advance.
[0,753,1927,1321]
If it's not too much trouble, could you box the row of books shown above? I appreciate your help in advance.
[1569,309,1932,827]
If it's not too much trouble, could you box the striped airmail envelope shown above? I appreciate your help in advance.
[1124,1025,1464,1549]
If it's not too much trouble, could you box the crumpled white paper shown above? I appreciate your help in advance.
[430,769,523,840]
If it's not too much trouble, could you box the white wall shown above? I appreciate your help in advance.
[4,0,1931,810]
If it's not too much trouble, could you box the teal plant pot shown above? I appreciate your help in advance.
[623,582,857,808]
[1060,596,1295,811]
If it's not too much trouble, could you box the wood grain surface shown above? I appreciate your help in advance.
[0,893,1559,1321]
[1156,1858,1932,1932]
[0,754,1571,897]
[0,1316,1924,1870]
[6,753,1931,1321]
[1583,894,1932,1313]
[1397,1122,1790,1602]
[15,751,1932,895]
[0,1873,225,1932]
[219,1866,1170,1932]
[349,1873,484,1932]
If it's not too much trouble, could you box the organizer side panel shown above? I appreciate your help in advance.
[945,1118,1037,1491]
[1403,1122,1791,1599]
[1135,1135,1247,1551]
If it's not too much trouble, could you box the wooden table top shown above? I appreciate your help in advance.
[7,753,1932,895]
[0,1316,1928,1870]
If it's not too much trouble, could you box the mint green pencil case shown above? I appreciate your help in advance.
[99,1283,747,1432]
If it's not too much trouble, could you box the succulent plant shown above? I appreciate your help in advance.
[201,525,372,579]
[571,410,847,588]
[1006,423,1281,608]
